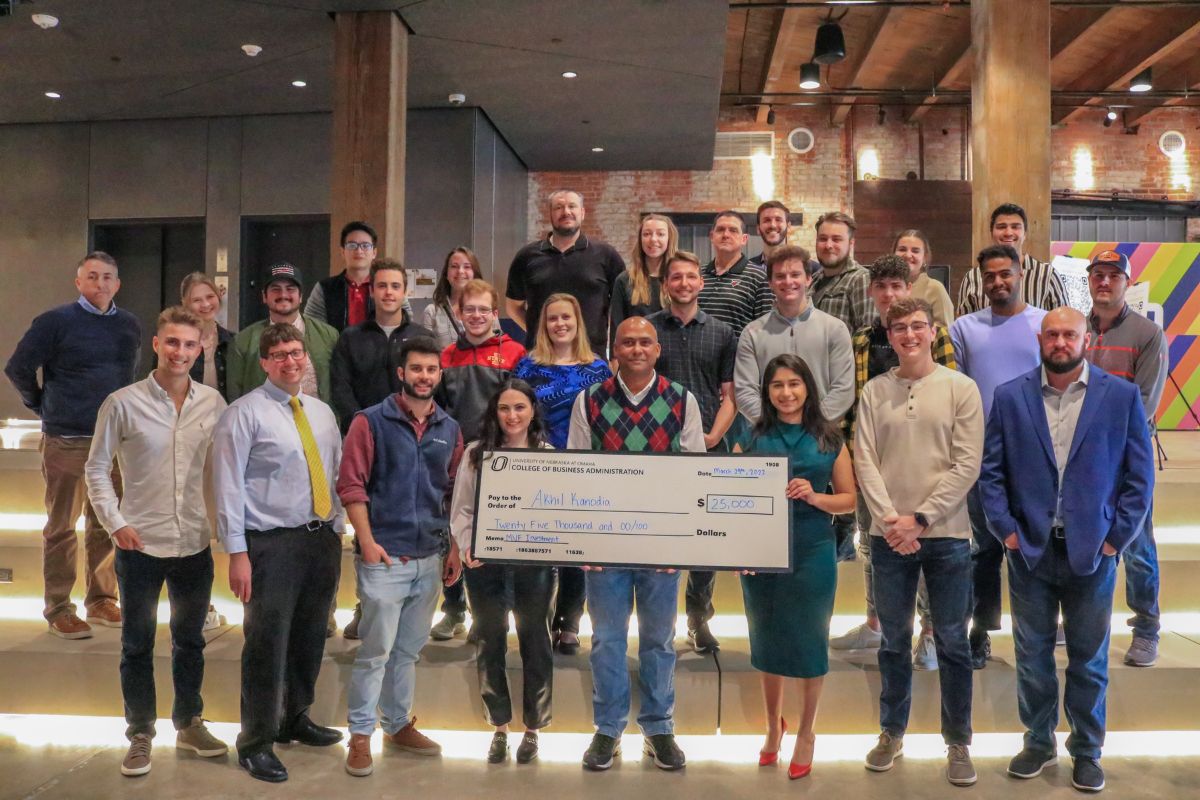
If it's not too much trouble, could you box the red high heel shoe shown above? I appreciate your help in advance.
[788,761,812,780]
[758,718,788,766]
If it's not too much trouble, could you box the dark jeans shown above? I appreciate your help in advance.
[553,567,586,634]
[1008,538,1116,760]
[1123,511,1160,642]
[465,564,557,729]
[685,571,716,627]
[441,575,468,621]
[115,547,213,740]
[870,536,973,744]
[968,485,1004,633]
[237,524,341,758]
[834,513,857,562]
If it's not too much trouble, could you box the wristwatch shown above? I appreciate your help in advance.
[913,512,930,530]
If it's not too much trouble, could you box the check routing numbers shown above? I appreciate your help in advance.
[471,450,792,572]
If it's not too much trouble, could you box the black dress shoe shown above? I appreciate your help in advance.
[276,716,344,747]
[239,750,288,783]
[516,732,539,764]
[487,732,508,763]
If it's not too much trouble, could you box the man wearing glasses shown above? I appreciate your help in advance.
[227,263,340,403]
[306,221,376,331]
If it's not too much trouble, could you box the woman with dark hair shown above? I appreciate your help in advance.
[608,214,677,347]
[736,354,855,780]
[893,229,953,327]
[513,293,610,653]
[423,247,481,349]
[449,379,557,764]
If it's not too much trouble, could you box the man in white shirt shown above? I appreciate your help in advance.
[85,306,229,778]
[212,323,345,783]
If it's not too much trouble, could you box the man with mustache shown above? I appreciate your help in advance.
[980,307,1153,792]
[956,203,1068,317]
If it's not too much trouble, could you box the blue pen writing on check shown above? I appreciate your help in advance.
[529,489,613,508]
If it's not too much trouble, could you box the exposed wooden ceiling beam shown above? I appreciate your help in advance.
[1049,8,1116,62]
[905,43,970,123]
[1053,12,1200,125]
[1122,50,1200,126]
[755,5,807,123]
[831,7,893,125]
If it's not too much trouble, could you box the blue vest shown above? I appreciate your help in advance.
[362,397,460,558]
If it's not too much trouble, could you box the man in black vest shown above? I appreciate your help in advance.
[306,221,377,331]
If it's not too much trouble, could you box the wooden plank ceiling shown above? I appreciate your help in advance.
[722,0,1200,128]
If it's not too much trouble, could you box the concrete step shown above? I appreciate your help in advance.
[0,617,1196,735]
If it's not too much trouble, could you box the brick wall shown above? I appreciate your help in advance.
[527,106,1200,257]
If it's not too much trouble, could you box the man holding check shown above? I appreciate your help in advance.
[567,317,705,772]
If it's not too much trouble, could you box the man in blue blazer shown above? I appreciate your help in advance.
[979,308,1153,793]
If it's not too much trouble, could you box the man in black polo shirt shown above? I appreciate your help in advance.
[697,210,772,339]
[505,189,625,354]
[647,251,737,655]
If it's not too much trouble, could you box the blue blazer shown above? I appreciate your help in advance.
[979,365,1153,575]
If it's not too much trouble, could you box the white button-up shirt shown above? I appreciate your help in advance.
[85,375,227,559]
[211,379,344,554]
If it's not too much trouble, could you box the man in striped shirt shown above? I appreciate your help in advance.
[697,210,772,338]
[956,203,1068,317]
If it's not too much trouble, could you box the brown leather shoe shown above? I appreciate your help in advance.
[383,718,441,756]
[49,613,93,640]
[86,600,123,628]
[345,733,373,776]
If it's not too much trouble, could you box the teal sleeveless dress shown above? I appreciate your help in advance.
[739,423,838,678]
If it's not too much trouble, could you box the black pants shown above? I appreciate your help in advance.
[968,486,1004,633]
[465,564,556,730]
[115,547,213,740]
[685,571,716,627]
[237,524,340,758]
[553,567,586,634]
[441,575,468,620]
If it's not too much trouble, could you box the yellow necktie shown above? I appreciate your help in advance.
[289,396,333,519]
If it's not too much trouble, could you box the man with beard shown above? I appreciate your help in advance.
[950,245,1046,670]
[227,263,340,403]
[336,336,465,778]
[810,212,874,334]
[212,324,345,783]
[980,308,1153,793]
[1084,251,1167,667]
[956,203,1068,317]
[506,189,625,354]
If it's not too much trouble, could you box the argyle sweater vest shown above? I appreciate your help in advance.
[585,375,687,453]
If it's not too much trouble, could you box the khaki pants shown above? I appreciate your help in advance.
[40,435,118,621]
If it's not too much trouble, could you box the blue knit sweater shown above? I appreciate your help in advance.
[5,301,142,436]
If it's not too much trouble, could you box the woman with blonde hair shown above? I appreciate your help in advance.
[178,272,233,399]
[514,293,610,653]
[893,230,953,327]
[608,214,677,346]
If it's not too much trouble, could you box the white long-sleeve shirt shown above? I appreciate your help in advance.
[85,376,226,559]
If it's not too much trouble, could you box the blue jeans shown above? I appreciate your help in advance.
[347,555,442,736]
[586,569,680,738]
[1123,512,1160,642]
[1007,540,1116,760]
[870,536,973,744]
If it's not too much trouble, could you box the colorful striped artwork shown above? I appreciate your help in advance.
[1051,241,1200,430]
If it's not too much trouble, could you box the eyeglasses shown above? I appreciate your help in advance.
[888,321,930,335]
[266,349,306,362]
[461,305,494,317]
[343,242,376,252]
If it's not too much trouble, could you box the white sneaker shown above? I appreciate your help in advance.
[202,606,226,632]
[912,632,939,671]
[830,622,882,650]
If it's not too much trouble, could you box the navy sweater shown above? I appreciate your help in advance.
[5,302,142,436]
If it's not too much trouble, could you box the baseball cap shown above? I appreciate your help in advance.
[264,262,304,290]
[1086,250,1131,277]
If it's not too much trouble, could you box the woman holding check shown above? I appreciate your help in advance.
[449,379,557,764]
[736,354,856,779]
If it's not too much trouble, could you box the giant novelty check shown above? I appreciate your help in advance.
[471,449,792,571]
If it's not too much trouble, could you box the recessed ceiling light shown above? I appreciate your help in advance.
[32,14,60,30]
[562,71,578,79]
[591,146,604,153]
[241,44,263,57]
[291,80,307,88]
[44,91,61,100]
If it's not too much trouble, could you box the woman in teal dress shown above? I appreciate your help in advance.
[737,354,856,779]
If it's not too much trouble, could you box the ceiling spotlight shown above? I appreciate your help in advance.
[813,20,847,65]
[877,106,886,126]
[1130,68,1152,93]
[1103,116,1113,128]
[1107,109,1119,121]
[766,106,776,125]
[44,91,61,100]
[31,14,59,29]
[562,71,578,79]
[291,80,307,88]
[241,44,263,57]
[591,146,605,153]
[799,62,821,90]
